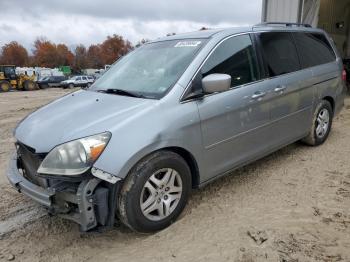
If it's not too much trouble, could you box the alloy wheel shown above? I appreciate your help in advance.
[140,168,182,221]
[316,108,330,138]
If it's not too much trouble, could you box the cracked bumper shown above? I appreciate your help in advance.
[7,154,54,206]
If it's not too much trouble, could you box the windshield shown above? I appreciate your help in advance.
[40,76,49,81]
[4,67,15,75]
[90,39,205,99]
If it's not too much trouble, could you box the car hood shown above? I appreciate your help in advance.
[15,90,157,153]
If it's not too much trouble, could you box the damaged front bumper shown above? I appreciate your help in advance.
[6,153,121,231]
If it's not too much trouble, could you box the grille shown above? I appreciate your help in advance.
[17,142,48,187]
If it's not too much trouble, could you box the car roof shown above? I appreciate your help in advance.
[150,25,325,43]
[252,24,324,34]
[151,27,252,43]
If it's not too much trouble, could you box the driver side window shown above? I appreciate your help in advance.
[202,34,259,88]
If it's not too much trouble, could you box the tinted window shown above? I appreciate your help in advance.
[202,34,259,88]
[293,33,336,68]
[259,32,300,77]
[76,77,81,81]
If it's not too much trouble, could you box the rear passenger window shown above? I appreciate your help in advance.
[293,33,336,68]
[202,34,259,88]
[259,32,300,77]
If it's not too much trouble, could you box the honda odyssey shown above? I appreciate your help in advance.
[7,23,346,232]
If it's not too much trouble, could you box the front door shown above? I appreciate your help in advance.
[195,34,272,182]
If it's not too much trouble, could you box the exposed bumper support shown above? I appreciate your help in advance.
[6,153,120,231]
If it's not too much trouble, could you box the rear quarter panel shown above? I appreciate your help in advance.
[311,61,344,114]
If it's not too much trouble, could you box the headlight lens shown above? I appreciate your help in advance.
[37,132,111,176]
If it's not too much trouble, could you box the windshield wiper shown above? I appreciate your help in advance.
[98,88,145,98]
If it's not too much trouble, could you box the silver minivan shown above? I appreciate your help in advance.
[7,23,346,233]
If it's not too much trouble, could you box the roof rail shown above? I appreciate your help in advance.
[254,22,312,28]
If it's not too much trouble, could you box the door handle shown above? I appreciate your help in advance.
[274,85,287,92]
[251,91,266,99]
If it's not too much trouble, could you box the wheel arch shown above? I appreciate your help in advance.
[161,146,200,189]
[322,96,335,112]
[118,146,201,189]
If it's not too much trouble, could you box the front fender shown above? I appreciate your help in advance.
[93,138,203,180]
[92,98,203,180]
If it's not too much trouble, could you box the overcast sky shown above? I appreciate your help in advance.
[0,0,262,51]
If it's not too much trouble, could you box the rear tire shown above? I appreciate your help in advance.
[0,80,11,92]
[23,80,36,91]
[301,100,333,146]
[118,151,191,233]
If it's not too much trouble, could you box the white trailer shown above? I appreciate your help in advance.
[262,0,350,58]
[16,67,64,81]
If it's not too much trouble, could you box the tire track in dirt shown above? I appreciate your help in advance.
[0,89,350,262]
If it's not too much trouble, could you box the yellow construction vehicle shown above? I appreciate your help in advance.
[0,65,38,92]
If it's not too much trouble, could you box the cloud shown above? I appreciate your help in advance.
[0,0,262,50]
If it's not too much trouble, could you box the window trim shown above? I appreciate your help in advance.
[252,31,339,80]
[180,30,339,103]
[250,33,266,79]
[253,30,312,81]
[180,32,262,103]
[290,32,303,71]
[255,31,338,80]
[258,31,302,78]
[251,33,268,79]
[291,32,337,69]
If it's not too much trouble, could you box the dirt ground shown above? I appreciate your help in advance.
[1,89,350,262]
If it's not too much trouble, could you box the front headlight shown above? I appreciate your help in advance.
[37,132,111,176]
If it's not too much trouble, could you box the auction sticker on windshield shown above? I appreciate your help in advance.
[174,41,201,47]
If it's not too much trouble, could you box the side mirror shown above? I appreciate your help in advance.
[202,74,231,94]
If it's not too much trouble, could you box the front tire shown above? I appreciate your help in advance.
[118,151,191,233]
[0,80,11,92]
[302,100,333,146]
